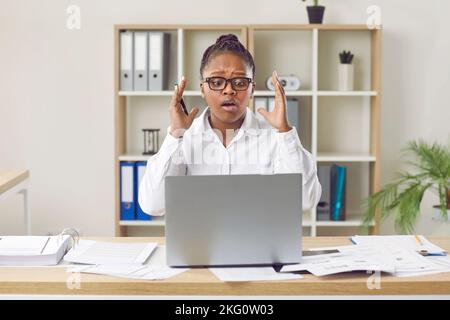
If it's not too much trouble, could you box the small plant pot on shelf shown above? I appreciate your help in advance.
[306,6,325,24]
[338,63,354,91]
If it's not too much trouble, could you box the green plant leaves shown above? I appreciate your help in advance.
[361,139,450,234]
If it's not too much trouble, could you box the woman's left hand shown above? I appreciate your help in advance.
[257,70,292,133]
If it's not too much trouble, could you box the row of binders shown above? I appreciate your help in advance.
[254,97,300,133]
[317,164,347,221]
[120,31,170,91]
[120,161,151,221]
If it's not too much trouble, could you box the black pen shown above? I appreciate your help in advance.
[175,82,189,115]
[180,98,188,115]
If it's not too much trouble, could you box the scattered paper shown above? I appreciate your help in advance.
[209,267,303,282]
[395,255,450,277]
[280,243,449,277]
[67,264,187,280]
[64,240,157,265]
[67,245,188,280]
[281,245,395,276]
[351,235,446,256]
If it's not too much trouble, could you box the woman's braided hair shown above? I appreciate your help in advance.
[199,34,255,79]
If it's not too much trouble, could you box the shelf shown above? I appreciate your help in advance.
[118,154,151,161]
[118,90,202,96]
[315,213,375,227]
[114,24,382,237]
[316,153,376,162]
[118,90,375,98]
[303,221,312,227]
[317,91,377,96]
[120,218,312,228]
[119,218,165,227]
[119,219,374,228]
[254,90,313,96]
[118,153,377,163]
[315,219,375,227]
[119,219,375,228]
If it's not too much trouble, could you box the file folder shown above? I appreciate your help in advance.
[136,161,151,220]
[267,97,275,112]
[287,98,299,134]
[120,31,134,91]
[133,32,149,91]
[330,164,346,221]
[254,97,268,123]
[317,165,331,221]
[120,161,136,220]
[148,32,170,91]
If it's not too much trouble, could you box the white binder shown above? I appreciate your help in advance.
[148,32,170,91]
[268,97,275,112]
[287,98,299,132]
[133,32,148,91]
[120,31,133,91]
[0,235,71,266]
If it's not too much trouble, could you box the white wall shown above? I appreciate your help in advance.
[1,0,449,236]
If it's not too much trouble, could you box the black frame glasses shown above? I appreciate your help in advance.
[203,77,253,91]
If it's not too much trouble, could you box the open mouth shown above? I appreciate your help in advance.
[221,100,239,111]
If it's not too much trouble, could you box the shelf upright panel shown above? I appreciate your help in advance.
[310,28,320,236]
[369,27,382,234]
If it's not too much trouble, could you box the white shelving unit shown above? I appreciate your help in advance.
[247,24,381,236]
[114,24,381,237]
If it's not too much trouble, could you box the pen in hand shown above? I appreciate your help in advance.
[180,98,188,116]
[175,82,189,116]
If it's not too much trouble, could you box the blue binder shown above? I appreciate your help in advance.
[136,161,152,220]
[120,161,136,220]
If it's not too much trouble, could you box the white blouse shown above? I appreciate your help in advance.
[138,107,322,216]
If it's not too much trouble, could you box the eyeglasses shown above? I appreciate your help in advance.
[203,77,253,91]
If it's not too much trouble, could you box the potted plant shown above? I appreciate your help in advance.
[302,0,326,24]
[362,140,450,234]
[338,50,354,91]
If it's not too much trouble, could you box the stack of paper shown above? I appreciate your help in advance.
[0,235,70,266]
[66,244,188,280]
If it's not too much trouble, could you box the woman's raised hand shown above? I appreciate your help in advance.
[169,76,199,138]
[257,71,292,133]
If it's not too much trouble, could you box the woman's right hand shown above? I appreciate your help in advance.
[169,76,199,138]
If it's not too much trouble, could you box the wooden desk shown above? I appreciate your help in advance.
[0,237,449,297]
[0,170,30,235]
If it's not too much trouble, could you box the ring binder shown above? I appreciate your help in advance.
[58,228,80,250]
[0,230,74,266]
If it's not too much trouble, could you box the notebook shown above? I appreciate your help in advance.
[0,235,71,266]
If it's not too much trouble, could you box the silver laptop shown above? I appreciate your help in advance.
[165,174,302,267]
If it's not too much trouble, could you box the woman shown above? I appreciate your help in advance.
[139,34,321,216]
